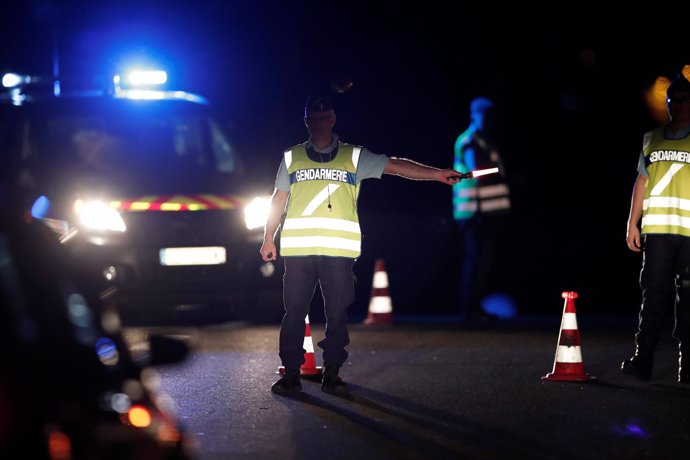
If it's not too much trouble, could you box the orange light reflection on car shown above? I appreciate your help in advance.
[127,405,152,427]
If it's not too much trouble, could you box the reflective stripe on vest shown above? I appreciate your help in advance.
[453,182,511,218]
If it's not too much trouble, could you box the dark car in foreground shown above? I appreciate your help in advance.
[0,70,282,325]
[0,188,195,459]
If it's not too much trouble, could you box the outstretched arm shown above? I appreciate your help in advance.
[383,157,462,185]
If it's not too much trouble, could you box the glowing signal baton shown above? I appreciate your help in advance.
[450,167,499,180]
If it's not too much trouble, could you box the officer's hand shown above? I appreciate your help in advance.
[626,227,642,253]
[441,169,463,185]
[260,241,277,261]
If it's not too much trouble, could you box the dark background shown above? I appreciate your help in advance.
[2,1,688,317]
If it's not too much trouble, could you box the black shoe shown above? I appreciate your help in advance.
[271,370,302,395]
[321,366,348,395]
[621,355,653,381]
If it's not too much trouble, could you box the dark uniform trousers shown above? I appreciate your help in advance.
[279,256,355,369]
[456,211,512,318]
[638,234,690,350]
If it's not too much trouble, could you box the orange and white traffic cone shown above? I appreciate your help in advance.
[363,258,393,326]
[278,315,323,378]
[542,291,596,382]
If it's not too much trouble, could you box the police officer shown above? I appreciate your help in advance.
[260,95,462,395]
[452,96,512,321]
[623,73,690,384]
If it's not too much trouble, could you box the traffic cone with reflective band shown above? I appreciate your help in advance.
[278,315,322,377]
[542,291,596,382]
[364,258,393,325]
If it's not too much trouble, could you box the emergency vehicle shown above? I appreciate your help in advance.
[0,69,281,325]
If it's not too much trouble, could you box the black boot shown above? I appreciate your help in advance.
[321,365,348,395]
[679,344,689,384]
[271,368,302,395]
[621,343,654,381]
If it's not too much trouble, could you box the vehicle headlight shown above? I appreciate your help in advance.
[244,196,271,230]
[74,199,126,232]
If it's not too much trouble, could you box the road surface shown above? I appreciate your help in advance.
[132,315,689,460]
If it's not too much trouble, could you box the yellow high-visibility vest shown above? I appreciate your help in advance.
[280,142,362,257]
[641,126,690,237]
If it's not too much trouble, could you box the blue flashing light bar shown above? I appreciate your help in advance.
[115,89,207,104]
[3,67,206,105]
[125,70,167,86]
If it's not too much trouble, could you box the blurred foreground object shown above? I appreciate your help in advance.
[0,186,195,459]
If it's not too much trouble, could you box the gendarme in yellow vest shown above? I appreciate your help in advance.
[280,142,362,258]
[452,131,511,220]
[641,127,690,237]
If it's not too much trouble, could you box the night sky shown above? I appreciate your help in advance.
[3,1,690,316]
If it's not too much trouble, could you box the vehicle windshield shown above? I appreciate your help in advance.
[32,98,239,177]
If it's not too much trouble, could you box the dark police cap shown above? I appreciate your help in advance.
[305,96,334,115]
[667,73,690,96]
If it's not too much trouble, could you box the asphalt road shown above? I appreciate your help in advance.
[135,315,690,460]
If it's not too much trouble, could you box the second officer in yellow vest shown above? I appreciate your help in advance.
[261,95,463,395]
[623,72,690,384]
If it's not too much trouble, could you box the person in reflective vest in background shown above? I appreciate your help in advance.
[453,96,512,321]
[261,95,463,396]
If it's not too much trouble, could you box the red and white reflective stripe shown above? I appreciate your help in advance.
[369,263,392,314]
[112,194,245,211]
[303,316,315,353]
[555,335,584,363]
[369,296,392,314]
[555,295,584,363]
